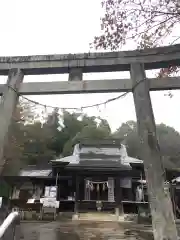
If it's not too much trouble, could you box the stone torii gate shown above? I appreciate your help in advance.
[0,44,180,239]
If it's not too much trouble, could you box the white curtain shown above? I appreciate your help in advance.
[33,185,43,199]
[12,186,20,199]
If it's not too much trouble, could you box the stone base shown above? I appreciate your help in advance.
[78,212,118,221]
[72,214,79,220]
[137,206,151,224]
[116,215,125,222]
[115,207,124,221]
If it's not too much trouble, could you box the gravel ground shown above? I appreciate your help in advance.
[20,221,157,240]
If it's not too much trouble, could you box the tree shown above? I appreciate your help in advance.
[157,123,180,166]
[59,111,88,156]
[2,100,38,175]
[94,0,180,50]
[43,108,62,156]
[2,101,59,174]
[93,0,180,75]
[113,120,140,158]
[2,105,25,175]
[61,113,111,156]
[21,122,57,166]
[114,120,180,166]
[2,105,113,174]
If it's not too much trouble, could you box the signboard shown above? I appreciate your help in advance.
[44,186,57,198]
[41,197,59,208]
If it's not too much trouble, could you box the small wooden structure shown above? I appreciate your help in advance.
[51,140,142,219]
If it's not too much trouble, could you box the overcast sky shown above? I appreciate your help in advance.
[0,0,180,132]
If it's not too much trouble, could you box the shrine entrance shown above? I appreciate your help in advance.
[89,181,108,201]
[84,178,115,203]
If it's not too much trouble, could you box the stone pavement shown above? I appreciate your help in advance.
[20,221,155,240]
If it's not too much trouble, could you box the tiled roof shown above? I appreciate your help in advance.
[52,143,143,166]
[80,147,121,156]
[69,159,132,170]
[53,155,79,164]
[19,168,52,177]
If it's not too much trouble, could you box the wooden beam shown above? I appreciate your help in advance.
[0,77,179,95]
[0,44,179,74]
[74,175,80,219]
[115,177,123,220]
[131,63,178,240]
[0,69,24,175]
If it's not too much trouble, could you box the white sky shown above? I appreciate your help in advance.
[0,0,180,132]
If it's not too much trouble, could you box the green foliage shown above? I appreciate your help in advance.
[113,120,140,158]
[4,99,180,175]
[113,120,180,165]
[0,180,11,198]
[3,103,112,174]
[61,114,112,156]
[21,122,56,165]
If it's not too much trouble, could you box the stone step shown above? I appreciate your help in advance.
[77,212,123,221]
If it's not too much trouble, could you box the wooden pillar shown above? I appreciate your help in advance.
[170,184,176,219]
[115,177,123,221]
[35,185,42,199]
[131,63,178,240]
[58,180,60,202]
[108,177,115,202]
[74,175,80,219]
[0,69,24,175]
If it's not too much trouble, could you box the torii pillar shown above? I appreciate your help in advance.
[0,69,24,175]
[131,63,178,240]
